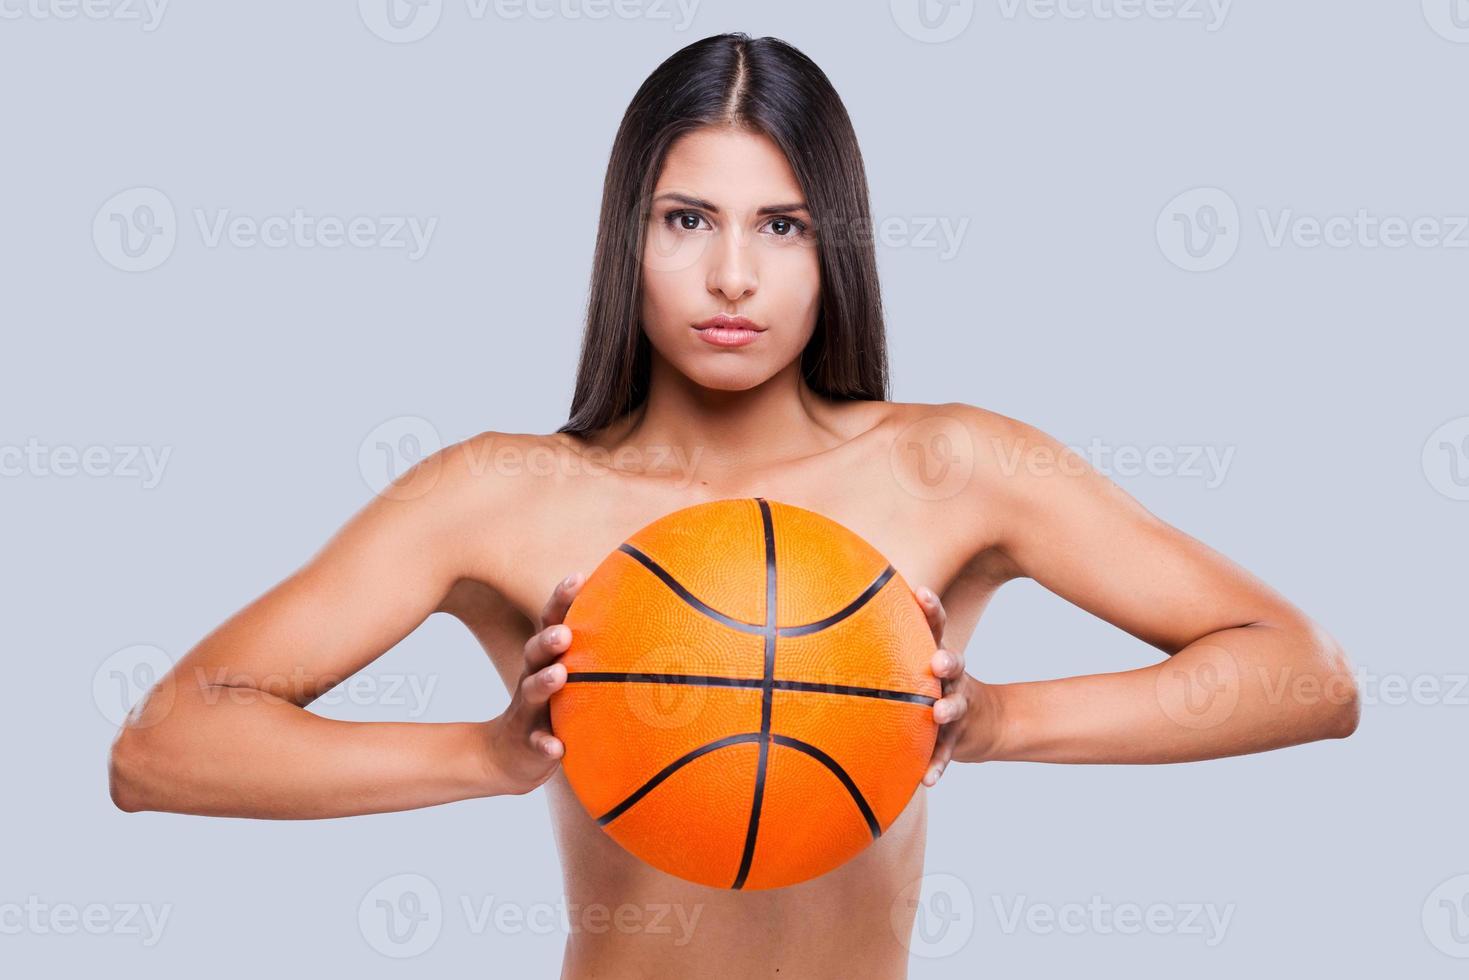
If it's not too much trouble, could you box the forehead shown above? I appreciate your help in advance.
[653,126,803,208]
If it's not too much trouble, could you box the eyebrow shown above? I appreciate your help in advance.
[653,192,809,216]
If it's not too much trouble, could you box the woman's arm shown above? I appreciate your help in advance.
[946,407,1360,766]
[107,435,547,818]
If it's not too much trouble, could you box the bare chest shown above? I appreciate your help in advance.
[444,447,1003,690]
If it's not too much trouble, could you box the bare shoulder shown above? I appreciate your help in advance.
[878,399,1047,482]
[879,400,1095,578]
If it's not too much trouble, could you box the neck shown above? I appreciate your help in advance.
[613,351,846,476]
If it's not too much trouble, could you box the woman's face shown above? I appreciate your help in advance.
[640,126,821,391]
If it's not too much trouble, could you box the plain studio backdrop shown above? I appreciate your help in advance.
[2,1,1465,976]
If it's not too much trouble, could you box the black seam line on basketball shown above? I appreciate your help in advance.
[616,547,898,641]
[778,564,898,637]
[562,672,937,706]
[770,734,882,840]
[595,732,764,827]
[615,543,767,634]
[732,497,778,891]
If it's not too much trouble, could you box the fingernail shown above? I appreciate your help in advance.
[548,626,567,644]
[562,574,578,589]
[919,587,934,603]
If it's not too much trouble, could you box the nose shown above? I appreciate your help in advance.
[706,227,757,302]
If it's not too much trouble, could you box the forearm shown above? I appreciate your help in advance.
[958,621,1360,765]
[110,681,501,819]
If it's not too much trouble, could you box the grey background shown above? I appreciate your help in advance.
[3,0,1466,975]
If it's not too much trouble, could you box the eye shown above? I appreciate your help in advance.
[764,216,811,239]
[663,209,710,232]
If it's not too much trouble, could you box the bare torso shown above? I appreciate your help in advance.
[438,400,1012,978]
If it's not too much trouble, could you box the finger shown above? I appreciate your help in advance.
[517,661,567,709]
[538,572,585,631]
[524,622,572,673]
[530,730,564,759]
[930,647,962,681]
[915,586,947,646]
[923,729,959,786]
[933,689,969,725]
[932,691,965,726]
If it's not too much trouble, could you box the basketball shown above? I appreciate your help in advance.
[547,497,940,891]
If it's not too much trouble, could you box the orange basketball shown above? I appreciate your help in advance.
[548,497,940,891]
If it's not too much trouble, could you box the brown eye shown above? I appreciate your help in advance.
[663,210,708,232]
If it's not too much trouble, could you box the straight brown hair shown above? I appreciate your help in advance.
[557,32,891,438]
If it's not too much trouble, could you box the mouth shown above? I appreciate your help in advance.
[692,314,765,348]
[694,314,765,333]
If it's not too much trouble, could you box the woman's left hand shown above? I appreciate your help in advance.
[915,585,971,787]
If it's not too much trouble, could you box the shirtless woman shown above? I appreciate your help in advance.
[107,33,1360,979]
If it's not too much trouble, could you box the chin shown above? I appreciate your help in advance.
[678,360,776,392]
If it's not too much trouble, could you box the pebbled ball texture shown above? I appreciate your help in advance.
[548,497,940,891]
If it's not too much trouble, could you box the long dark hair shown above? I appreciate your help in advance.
[557,32,890,438]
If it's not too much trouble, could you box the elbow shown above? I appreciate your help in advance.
[1323,668,1360,740]
[108,730,152,813]
[1308,629,1360,741]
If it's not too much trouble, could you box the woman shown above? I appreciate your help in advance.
[108,32,1360,978]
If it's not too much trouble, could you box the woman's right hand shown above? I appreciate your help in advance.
[482,571,584,796]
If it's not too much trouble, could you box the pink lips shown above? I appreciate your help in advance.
[693,314,764,348]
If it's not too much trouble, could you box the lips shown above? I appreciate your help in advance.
[692,314,764,348]
[694,314,765,332]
